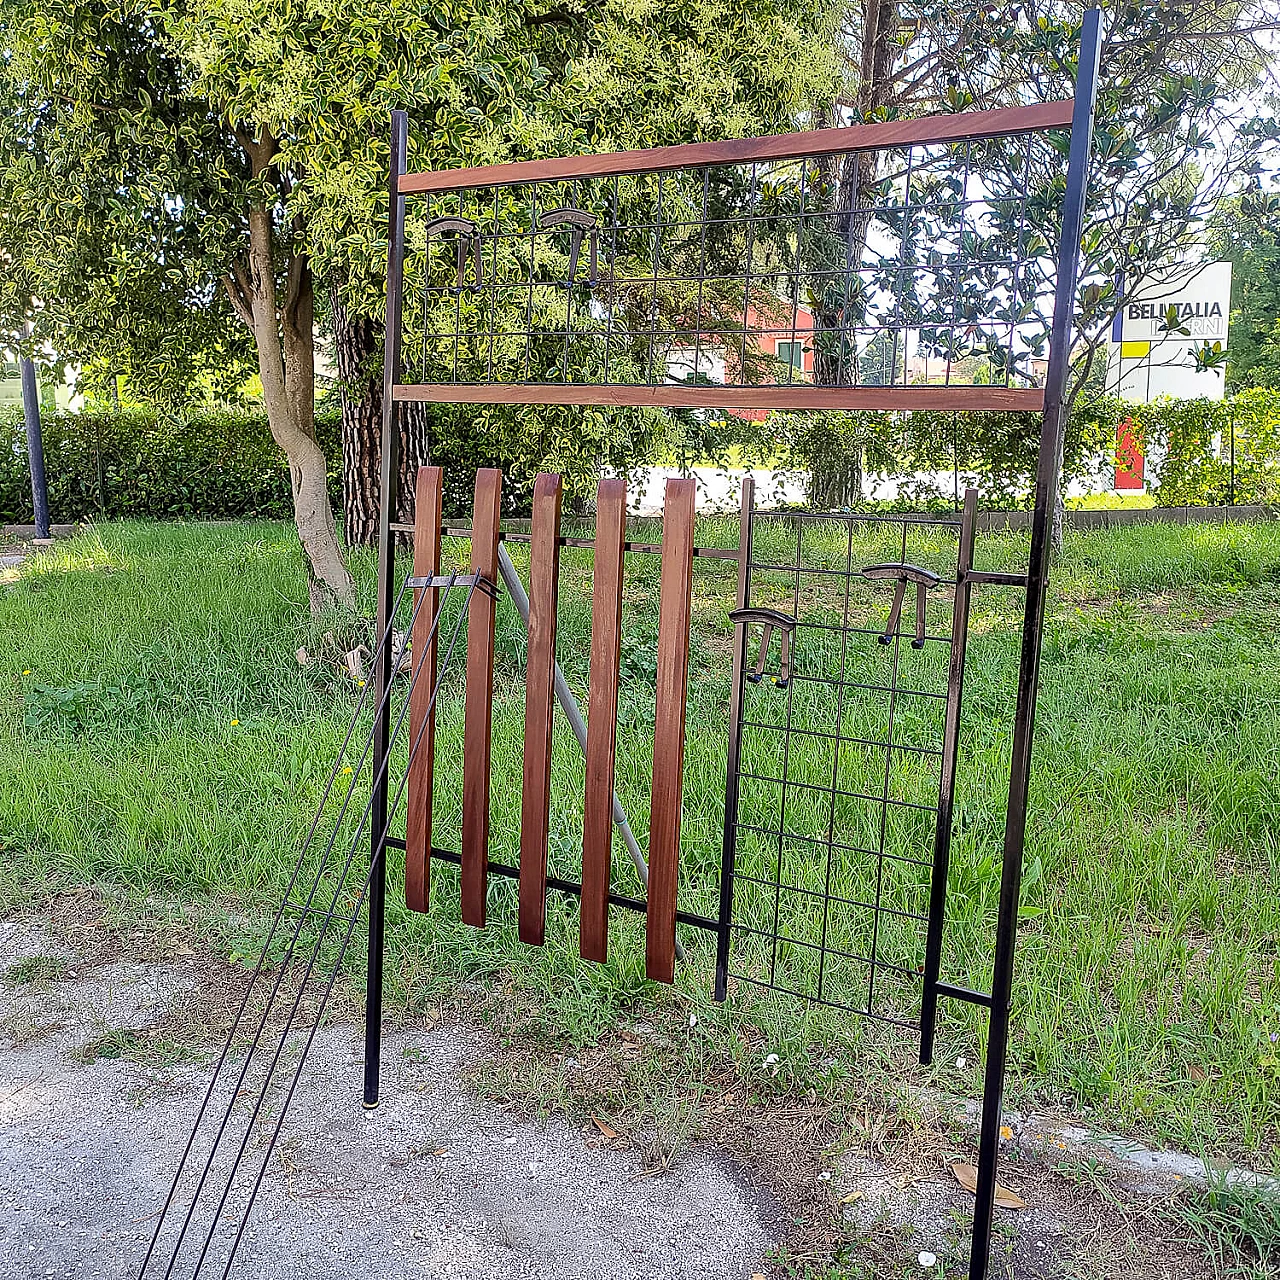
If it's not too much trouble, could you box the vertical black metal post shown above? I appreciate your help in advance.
[919,486,977,1064]
[967,13,1101,1280]
[1229,408,1235,507]
[20,354,50,541]
[364,109,408,1110]
[714,475,754,1001]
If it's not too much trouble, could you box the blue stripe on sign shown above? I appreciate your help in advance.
[1110,273,1125,343]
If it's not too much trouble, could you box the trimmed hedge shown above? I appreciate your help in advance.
[4,392,1278,525]
[0,400,661,524]
[752,392,1280,509]
[0,408,340,523]
[1121,389,1280,506]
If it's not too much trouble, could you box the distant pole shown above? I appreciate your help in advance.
[1229,410,1236,507]
[20,354,50,540]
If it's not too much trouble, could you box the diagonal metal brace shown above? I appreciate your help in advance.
[862,562,940,649]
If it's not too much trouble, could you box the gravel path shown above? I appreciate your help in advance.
[0,917,777,1280]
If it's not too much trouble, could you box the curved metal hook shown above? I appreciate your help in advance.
[861,562,941,649]
[730,607,797,688]
[536,207,600,287]
[423,216,484,291]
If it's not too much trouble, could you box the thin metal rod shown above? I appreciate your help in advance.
[212,585,476,1280]
[969,14,1102,1280]
[714,476,754,1001]
[366,107,409,1111]
[494,544,685,962]
[145,574,432,1278]
[195,586,464,1280]
[137,583,405,1279]
[920,487,977,1064]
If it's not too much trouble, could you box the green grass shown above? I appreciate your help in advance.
[1175,1171,1280,1279]
[1,516,1278,1160]
[3,953,69,985]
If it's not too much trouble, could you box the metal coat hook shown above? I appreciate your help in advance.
[730,607,797,688]
[861,563,940,649]
[536,207,600,287]
[423,216,484,292]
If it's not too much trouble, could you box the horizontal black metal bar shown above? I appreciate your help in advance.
[933,980,994,1008]
[382,838,719,932]
[787,672,950,700]
[753,509,964,528]
[965,570,1028,587]
[733,822,934,871]
[740,719,943,758]
[786,617,954,645]
[730,870,928,923]
[750,559,958,588]
[726,970,920,1030]
[739,770,941,815]
[733,922,922,977]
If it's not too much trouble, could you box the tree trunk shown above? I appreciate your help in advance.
[243,201,355,611]
[330,280,433,545]
[813,0,900,389]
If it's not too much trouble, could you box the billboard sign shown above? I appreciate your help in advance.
[1107,261,1232,403]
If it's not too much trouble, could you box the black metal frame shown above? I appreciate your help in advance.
[715,497,977,1019]
[966,19,1102,1272]
[363,15,1102,1280]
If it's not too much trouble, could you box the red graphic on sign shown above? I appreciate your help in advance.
[1115,416,1144,490]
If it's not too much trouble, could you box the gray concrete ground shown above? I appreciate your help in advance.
[0,916,778,1280]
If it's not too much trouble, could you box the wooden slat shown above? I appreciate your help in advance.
[518,473,563,946]
[398,101,1075,192]
[461,468,502,927]
[580,478,626,963]
[405,466,444,914]
[645,479,697,983]
[394,384,1045,414]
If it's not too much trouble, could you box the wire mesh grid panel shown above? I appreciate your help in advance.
[724,508,972,1026]
[395,122,1071,403]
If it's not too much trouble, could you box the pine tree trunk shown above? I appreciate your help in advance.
[330,281,433,545]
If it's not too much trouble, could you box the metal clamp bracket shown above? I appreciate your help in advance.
[537,207,600,287]
[424,216,485,292]
[405,572,500,600]
[861,562,940,649]
[729,607,797,688]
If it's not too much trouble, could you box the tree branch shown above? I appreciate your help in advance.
[223,268,254,327]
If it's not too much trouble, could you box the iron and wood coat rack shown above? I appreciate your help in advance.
[366,13,1101,1269]
[140,13,1101,1280]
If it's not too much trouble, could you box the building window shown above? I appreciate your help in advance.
[776,340,806,371]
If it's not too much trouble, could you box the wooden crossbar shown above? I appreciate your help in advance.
[396,101,1075,193]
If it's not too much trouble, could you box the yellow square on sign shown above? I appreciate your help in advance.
[1121,341,1150,358]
